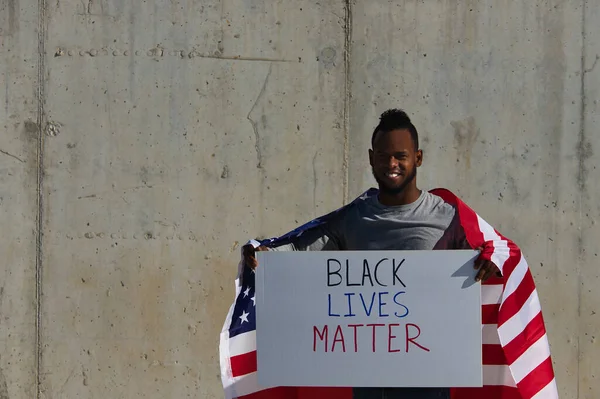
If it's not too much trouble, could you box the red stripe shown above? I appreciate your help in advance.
[497,240,521,279]
[430,189,485,248]
[516,357,555,399]
[451,385,521,399]
[482,344,507,365]
[238,387,299,399]
[297,387,352,399]
[498,271,536,327]
[502,313,546,365]
[482,304,500,325]
[482,277,504,286]
[231,350,257,377]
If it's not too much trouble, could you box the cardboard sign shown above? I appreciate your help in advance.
[255,250,482,388]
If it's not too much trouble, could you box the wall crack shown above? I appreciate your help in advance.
[247,64,272,169]
[0,149,25,163]
[584,54,599,74]
[342,0,352,204]
[36,0,47,397]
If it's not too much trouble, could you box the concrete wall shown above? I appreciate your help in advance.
[0,0,598,398]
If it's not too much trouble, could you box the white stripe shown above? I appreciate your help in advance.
[503,256,528,302]
[498,290,541,345]
[220,330,235,399]
[230,372,272,397]
[220,277,245,399]
[482,324,501,345]
[482,284,503,305]
[483,364,516,387]
[511,334,551,383]
[229,331,257,357]
[531,378,559,399]
[476,216,510,273]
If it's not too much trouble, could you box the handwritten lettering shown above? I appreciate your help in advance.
[327,259,342,286]
[406,323,430,352]
[392,291,409,318]
[317,257,429,356]
[328,291,408,319]
[360,292,376,316]
[311,323,429,354]
[326,258,407,287]
[332,325,346,352]
[313,325,328,352]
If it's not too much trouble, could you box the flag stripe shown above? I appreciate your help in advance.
[482,344,506,365]
[230,331,257,357]
[511,334,552,383]
[500,246,527,302]
[451,385,521,399]
[482,284,503,305]
[498,290,541,346]
[231,350,257,378]
[498,271,536,326]
[482,365,516,387]
[482,304,500,325]
[476,216,510,274]
[531,378,559,399]
[238,387,297,399]
[516,357,555,399]
[482,324,501,345]
[502,313,546,365]
[230,372,262,397]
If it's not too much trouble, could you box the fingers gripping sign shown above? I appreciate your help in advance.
[242,243,269,270]
[474,246,502,282]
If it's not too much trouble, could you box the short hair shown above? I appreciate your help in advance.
[371,109,419,150]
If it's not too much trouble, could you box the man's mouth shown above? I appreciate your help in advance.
[384,171,401,179]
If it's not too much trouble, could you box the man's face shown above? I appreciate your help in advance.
[369,129,422,194]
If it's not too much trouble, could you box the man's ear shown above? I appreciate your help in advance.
[415,149,423,167]
[368,149,374,167]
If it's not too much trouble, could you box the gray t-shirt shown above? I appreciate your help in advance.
[271,190,468,252]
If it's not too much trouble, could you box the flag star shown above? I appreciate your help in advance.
[243,287,251,297]
[239,310,249,324]
[251,295,255,306]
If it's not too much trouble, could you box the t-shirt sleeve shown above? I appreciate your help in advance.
[268,218,344,252]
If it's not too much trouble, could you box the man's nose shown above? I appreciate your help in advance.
[386,155,400,168]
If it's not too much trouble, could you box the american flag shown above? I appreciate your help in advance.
[219,188,559,399]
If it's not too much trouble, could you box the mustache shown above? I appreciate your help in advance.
[372,166,417,194]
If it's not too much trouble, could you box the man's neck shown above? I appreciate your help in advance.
[377,186,422,206]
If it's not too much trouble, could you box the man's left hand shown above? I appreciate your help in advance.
[474,247,502,282]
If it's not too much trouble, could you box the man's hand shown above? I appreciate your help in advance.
[474,247,502,282]
[242,244,269,270]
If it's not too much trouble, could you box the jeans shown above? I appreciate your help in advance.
[352,387,450,399]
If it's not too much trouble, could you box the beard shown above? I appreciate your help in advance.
[371,166,417,195]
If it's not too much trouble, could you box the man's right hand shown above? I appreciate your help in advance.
[242,244,269,270]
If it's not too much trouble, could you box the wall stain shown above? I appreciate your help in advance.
[0,365,8,399]
[0,0,19,36]
[450,116,479,170]
[22,120,39,140]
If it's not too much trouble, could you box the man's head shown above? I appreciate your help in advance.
[369,109,423,195]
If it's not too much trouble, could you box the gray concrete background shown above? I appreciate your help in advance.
[0,0,598,398]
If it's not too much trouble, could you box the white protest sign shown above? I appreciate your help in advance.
[255,250,482,388]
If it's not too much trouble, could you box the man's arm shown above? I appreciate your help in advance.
[450,213,501,282]
[243,222,343,269]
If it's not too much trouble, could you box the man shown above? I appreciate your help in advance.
[243,109,500,399]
